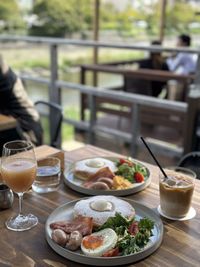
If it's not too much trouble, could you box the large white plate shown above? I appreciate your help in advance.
[45,198,163,266]
[64,157,151,196]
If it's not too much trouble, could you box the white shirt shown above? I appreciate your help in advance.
[167,52,197,74]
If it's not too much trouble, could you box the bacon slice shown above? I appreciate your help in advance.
[50,215,93,236]
[83,167,115,188]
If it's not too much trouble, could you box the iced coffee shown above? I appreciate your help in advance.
[159,168,195,218]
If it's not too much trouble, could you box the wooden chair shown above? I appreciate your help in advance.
[178,151,200,179]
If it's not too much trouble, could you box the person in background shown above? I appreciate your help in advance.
[0,56,43,151]
[167,34,197,74]
[139,40,169,97]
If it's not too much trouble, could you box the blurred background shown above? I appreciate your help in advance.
[1,0,200,162]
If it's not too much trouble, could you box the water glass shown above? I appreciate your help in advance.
[32,157,61,193]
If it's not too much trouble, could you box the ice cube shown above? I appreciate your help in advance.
[176,180,188,187]
[165,176,177,186]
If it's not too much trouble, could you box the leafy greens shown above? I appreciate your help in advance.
[98,213,154,256]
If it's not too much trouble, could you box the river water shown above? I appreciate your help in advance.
[25,68,123,108]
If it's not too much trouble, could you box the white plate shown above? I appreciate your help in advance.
[45,198,163,266]
[64,157,151,196]
[157,205,196,221]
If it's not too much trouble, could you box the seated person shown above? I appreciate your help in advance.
[139,40,169,97]
[0,56,43,150]
[167,34,197,74]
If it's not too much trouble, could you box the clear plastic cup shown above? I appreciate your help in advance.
[32,157,61,193]
[159,167,196,218]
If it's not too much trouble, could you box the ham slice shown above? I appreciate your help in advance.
[50,215,93,236]
[83,167,115,188]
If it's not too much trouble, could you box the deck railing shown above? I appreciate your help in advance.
[1,35,200,157]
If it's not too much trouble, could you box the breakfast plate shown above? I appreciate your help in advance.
[45,198,163,266]
[63,157,151,196]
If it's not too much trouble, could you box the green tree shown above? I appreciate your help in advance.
[29,0,82,37]
[166,1,195,33]
[0,0,24,33]
[138,1,160,36]
[100,2,117,30]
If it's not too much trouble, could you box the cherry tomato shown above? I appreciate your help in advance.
[134,172,144,183]
[102,247,119,257]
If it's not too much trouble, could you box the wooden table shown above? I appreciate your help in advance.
[0,114,17,131]
[0,145,199,267]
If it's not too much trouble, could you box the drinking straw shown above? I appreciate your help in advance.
[140,136,168,179]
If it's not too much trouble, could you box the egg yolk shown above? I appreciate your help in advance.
[82,235,104,249]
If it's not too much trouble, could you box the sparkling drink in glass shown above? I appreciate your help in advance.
[1,140,38,231]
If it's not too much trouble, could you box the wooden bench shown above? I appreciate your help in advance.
[80,64,194,121]
[78,65,199,157]
[92,93,200,158]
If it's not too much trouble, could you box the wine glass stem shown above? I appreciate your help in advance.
[18,192,24,215]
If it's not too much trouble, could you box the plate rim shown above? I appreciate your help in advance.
[45,197,163,266]
[63,157,151,196]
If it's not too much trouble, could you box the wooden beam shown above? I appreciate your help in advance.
[159,0,167,42]
[93,0,100,86]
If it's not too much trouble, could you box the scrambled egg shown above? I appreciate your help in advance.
[112,175,133,190]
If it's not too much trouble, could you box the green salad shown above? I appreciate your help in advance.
[98,212,154,256]
[115,158,148,183]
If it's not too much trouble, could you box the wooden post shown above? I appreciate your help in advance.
[194,54,200,88]
[159,0,167,42]
[50,44,61,147]
[183,93,200,153]
[130,104,140,157]
[88,94,96,144]
[93,0,100,86]
[50,45,60,103]
[80,66,86,121]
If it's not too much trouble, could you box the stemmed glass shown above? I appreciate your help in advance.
[1,140,38,231]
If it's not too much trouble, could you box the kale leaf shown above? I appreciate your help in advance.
[117,217,154,255]
[98,212,133,236]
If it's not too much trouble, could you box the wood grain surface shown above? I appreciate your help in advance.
[0,145,199,267]
[0,114,17,131]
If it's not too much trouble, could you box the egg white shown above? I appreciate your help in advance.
[81,228,118,257]
[75,158,117,174]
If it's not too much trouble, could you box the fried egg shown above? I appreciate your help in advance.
[74,158,117,180]
[81,228,117,257]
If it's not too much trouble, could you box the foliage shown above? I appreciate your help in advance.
[99,0,200,37]
[1,0,200,37]
[29,0,93,37]
[62,107,80,141]
[0,0,25,33]
[166,1,195,33]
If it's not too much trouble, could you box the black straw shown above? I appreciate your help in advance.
[140,136,168,179]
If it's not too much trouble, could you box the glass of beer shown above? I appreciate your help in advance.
[1,140,38,231]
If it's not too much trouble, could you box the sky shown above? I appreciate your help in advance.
[18,0,199,11]
[103,0,157,10]
[18,0,157,10]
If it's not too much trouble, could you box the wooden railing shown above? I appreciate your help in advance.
[1,35,200,158]
[80,63,195,119]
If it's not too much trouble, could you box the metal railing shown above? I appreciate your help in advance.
[1,35,199,156]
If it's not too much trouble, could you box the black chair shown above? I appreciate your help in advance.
[178,151,200,179]
[34,100,63,148]
[0,126,25,156]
